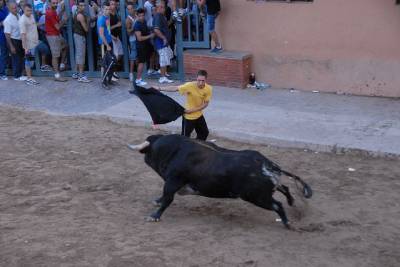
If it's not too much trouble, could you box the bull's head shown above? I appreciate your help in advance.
[127,135,164,154]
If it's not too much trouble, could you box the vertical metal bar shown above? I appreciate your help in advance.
[85,0,94,73]
[120,0,129,73]
[195,3,199,41]
[64,0,76,72]
[176,21,184,81]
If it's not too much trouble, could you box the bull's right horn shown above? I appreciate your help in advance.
[127,141,150,151]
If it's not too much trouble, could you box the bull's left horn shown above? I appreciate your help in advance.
[127,141,150,151]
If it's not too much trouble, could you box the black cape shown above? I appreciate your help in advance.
[133,85,185,124]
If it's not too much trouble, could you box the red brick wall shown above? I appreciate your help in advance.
[184,50,252,89]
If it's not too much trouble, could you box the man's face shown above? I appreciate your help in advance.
[51,0,58,10]
[8,3,17,14]
[127,5,135,16]
[110,0,116,11]
[196,75,206,89]
[137,12,145,22]
[78,2,85,12]
[156,3,165,14]
[103,5,110,16]
[24,6,33,16]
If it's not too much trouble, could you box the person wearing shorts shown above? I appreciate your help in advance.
[126,2,137,82]
[72,0,91,82]
[133,7,154,86]
[19,3,39,85]
[197,0,222,53]
[45,0,68,81]
[153,0,173,84]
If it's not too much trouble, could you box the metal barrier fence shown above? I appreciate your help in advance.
[30,0,209,80]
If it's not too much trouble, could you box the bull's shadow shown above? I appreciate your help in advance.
[128,134,312,229]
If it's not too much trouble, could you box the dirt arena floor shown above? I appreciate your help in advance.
[0,106,399,267]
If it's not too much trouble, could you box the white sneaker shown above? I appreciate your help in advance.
[13,76,27,81]
[157,69,171,77]
[159,76,174,84]
[0,75,8,81]
[129,73,134,82]
[147,69,157,75]
[135,79,147,86]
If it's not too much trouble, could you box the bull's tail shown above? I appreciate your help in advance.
[280,170,313,199]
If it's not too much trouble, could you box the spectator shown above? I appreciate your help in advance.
[19,3,39,85]
[0,0,9,80]
[4,1,26,81]
[97,1,116,88]
[153,0,173,84]
[125,1,136,82]
[133,7,154,86]
[144,0,157,75]
[72,0,91,82]
[37,14,53,72]
[109,0,123,76]
[197,0,222,53]
[16,0,24,16]
[45,0,68,81]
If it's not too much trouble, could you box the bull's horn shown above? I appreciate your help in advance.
[127,141,150,151]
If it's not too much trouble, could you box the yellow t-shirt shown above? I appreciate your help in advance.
[178,81,212,120]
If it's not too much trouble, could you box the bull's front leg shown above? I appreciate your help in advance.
[146,178,185,222]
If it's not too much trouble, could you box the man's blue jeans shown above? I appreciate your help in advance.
[0,41,8,76]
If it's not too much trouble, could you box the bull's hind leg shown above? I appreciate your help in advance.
[243,195,290,228]
[147,178,185,222]
[277,184,294,206]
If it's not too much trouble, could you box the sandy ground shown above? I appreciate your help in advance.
[0,106,399,267]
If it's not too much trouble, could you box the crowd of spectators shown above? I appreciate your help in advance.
[0,0,222,86]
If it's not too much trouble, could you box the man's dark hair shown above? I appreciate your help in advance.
[126,1,134,8]
[136,7,145,14]
[197,70,208,78]
[103,1,110,7]
[24,3,32,9]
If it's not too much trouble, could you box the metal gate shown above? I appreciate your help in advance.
[30,0,210,80]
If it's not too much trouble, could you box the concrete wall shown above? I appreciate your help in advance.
[217,0,400,97]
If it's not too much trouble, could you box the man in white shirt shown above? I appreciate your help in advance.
[4,1,26,81]
[20,3,39,85]
[144,0,155,28]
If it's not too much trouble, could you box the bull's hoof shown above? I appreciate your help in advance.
[145,216,160,222]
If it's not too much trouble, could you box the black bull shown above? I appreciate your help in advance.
[129,134,312,228]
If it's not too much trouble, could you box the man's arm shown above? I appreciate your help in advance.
[5,33,16,54]
[77,13,89,32]
[134,30,154,42]
[153,28,167,45]
[99,25,111,51]
[158,85,179,92]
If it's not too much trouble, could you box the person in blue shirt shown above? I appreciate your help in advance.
[97,1,112,50]
[0,0,9,80]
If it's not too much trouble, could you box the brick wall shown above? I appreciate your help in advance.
[184,50,252,89]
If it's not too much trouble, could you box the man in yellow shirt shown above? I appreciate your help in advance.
[159,69,212,140]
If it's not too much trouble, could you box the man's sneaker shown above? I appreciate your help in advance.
[72,72,79,79]
[157,69,171,77]
[78,75,92,83]
[129,72,134,82]
[159,76,174,84]
[26,78,39,85]
[112,72,119,79]
[14,76,28,81]
[40,65,52,72]
[211,46,223,53]
[0,75,8,81]
[135,79,147,86]
[59,63,66,71]
[147,69,157,75]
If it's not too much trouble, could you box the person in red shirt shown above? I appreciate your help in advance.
[45,0,68,81]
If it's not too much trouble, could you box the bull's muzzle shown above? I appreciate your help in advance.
[127,141,150,151]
